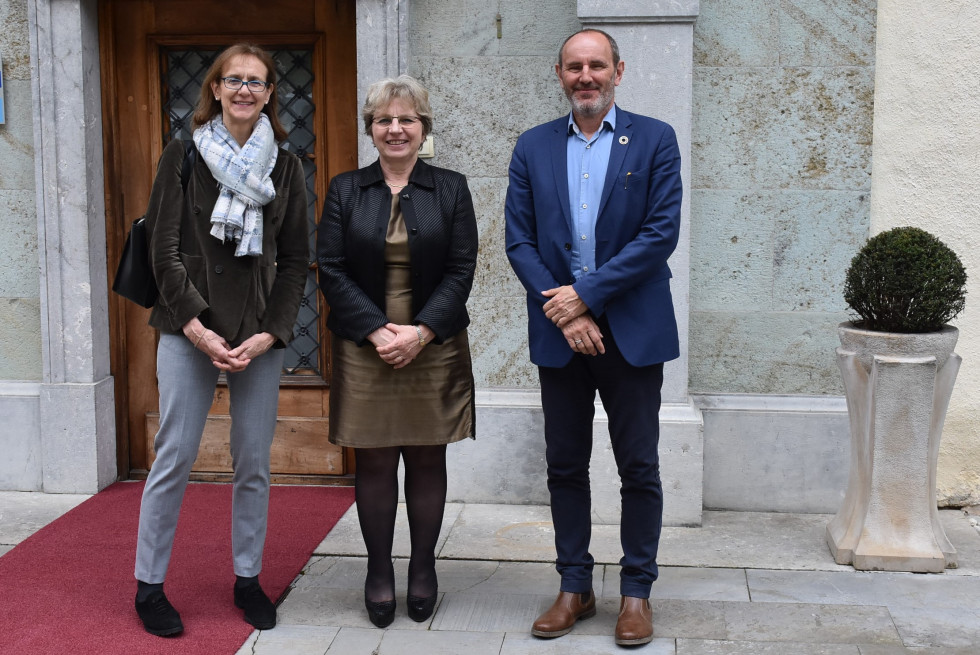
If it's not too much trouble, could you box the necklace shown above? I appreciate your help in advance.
[386,181,408,189]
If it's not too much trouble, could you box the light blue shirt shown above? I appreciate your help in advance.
[566,106,616,280]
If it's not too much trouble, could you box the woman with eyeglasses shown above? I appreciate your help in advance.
[316,75,477,628]
[134,43,308,637]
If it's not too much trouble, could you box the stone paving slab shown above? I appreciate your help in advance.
[322,627,384,654]
[314,503,463,558]
[375,629,506,655]
[0,490,90,545]
[659,511,853,571]
[605,565,750,602]
[293,556,576,597]
[937,509,980,575]
[430,592,555,633]
[885,605,980,650]
[437,505,860,570]
[676,640,860,654]
[854,647,913,655]
[747,568,980,609]
[293,556,367,590]
[236,624,338,655]
[438,503,625,563]
[650,598,901,645]
[278,586,439,630]
[501,632,675,654]
[435,559,565,595]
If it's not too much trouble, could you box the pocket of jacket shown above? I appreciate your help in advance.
[179,252,208,302]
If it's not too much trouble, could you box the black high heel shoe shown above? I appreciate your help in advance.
[364,593,396,628]
[407,588,437,622]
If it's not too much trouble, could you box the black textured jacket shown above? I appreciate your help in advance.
[146,139,309,346]
[316,158,478,345]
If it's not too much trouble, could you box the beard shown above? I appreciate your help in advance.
[566,82,615,118]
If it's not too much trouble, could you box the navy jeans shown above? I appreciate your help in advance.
[538,325,664,598]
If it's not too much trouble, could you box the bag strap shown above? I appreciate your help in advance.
[180,139,197,193]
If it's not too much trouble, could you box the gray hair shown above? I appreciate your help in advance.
[361,75,433,138]
[557,29,621,68]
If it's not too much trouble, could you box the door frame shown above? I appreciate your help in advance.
[99,1,359,482]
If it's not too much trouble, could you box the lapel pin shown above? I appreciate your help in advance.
[619,136,629,145]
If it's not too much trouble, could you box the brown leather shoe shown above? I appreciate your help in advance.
[531,590,596,638]
[615,595,653,645]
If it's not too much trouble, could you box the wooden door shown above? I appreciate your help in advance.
[100,0,358,483]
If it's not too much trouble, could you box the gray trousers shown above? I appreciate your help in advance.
[135,333,285,583]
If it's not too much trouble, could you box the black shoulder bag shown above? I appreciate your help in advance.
[112,140,197,308]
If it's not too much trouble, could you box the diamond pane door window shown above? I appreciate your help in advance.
[161,48,321,376]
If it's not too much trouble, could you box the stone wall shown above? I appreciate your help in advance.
[870,0,980,507]
[0,0,41,381]
[408,0,579,389]
[689,0,875,395]
[407,0,876,397]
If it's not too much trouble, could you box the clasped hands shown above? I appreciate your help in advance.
[369,322,432,369]
[183,318,275,372]
[542,285,605,355]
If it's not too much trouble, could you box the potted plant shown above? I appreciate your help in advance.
[827,226,967,572]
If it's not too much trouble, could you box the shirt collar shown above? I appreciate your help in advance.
[566,104,617,137]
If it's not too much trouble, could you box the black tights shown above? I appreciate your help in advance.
[355,444,447,603]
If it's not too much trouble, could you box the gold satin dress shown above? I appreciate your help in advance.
[329,196,475,447]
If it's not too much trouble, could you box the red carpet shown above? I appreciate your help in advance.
[0,481,354,654]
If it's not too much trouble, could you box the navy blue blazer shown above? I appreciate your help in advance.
[505,107,683,368]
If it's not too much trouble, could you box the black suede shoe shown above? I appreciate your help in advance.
[406,589,437,622]
[234,581,277,630]
[135,590,184,637]
[364,594,396,628]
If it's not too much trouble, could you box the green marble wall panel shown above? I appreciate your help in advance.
[410,0,579,58]
[0,0,40,383]
[690,0,876,394]
[410,0,576,389]
[690,310,847,394]
[0,298,41,381]
[0,190,39,297]
[0,0,32,80]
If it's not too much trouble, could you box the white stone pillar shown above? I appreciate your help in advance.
[578,0,703,525]
[356,0,410,166]
[29,0,116,493]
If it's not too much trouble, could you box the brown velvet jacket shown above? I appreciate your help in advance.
[145,139,308,347]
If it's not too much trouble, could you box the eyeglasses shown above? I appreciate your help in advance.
[373,115,420,128]
[220,77,270,93]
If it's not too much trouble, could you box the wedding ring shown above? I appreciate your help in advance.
[574,339,583,344]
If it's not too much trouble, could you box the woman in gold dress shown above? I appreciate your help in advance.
[316,76,477,628]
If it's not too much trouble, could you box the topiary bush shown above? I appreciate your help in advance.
[844,227,967,333]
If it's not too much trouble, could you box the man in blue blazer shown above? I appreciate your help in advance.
[505,29,682,646]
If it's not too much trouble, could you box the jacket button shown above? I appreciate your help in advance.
[402,194,411,200]
[193,205,201,214]
[214,265,224,274]
[410,228,418,235]
[564,243,572,251]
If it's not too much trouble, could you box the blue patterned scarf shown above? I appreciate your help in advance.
[193,114,278,256]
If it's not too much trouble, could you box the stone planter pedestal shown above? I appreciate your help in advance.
[827,322,961,572]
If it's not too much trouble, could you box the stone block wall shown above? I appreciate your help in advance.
[408,0,579,389]
[407,0,876,397]
[689,0,876,395]
[0,0,41,382]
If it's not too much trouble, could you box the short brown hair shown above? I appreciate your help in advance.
[192,43,288,142]
[361,75,433,139]
[558,29,621,68]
